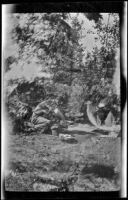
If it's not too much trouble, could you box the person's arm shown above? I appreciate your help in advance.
[34,102,50,115]
[40,102,52,110]
[54,108,67,124]
[34,109,46,115]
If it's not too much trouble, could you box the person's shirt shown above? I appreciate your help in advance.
[33,101,51,116]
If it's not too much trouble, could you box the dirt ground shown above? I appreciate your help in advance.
[5,123,121,192]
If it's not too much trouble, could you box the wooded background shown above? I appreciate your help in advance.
[4,13,120,129]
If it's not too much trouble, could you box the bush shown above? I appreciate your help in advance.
[68,83,86,116]
[6,95,33,133]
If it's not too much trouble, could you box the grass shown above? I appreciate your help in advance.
[5,126,121,191]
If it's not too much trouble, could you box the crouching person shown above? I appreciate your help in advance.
[31,100,53,134]
[31,99,67,134]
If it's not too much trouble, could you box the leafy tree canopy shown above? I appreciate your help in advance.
[4,13,120,122]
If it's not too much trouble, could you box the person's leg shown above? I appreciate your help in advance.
[34,117,52,133]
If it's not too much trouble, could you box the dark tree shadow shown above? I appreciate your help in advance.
[68,130,98,135]
[61,129,108,136]
[92,129,109,135]
[63,138,78,144]
[81,164,115,179]
[61,129,91,135]
[10,161,28,173]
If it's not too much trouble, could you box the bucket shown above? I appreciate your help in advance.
[51,129,58,136]
[51,124,59,136]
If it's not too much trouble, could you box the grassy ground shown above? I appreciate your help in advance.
[5,123,121,191]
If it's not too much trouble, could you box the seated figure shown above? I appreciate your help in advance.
[31,99,67,133]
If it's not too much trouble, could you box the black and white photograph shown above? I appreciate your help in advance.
[1,2,127,198]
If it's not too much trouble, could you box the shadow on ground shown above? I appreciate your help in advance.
[81,164,115,179]
[61,129,97,136]
[92,129,109,135]
[62,129,109,137]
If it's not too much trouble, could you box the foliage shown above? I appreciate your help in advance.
[6,95,33,133]
[84,13,103,23]
[10,13,84,78]
[94,13,120,50]
[82,14,120,106]
[68,81,86,115]
[4,13,120,129]
[5,56,17,72]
